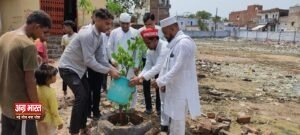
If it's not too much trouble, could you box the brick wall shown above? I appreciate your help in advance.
[150,0,170,22]
[47,36,63,59]
[229,5,262,28]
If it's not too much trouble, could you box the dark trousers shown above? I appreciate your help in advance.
[87,68,104,117]
[1,114,37,135]
[142,58,161,112]
[102,73,108,91]
[62,81,67,91]
[59,68,90,134]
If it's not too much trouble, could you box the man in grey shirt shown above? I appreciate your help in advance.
[58,9,119,135]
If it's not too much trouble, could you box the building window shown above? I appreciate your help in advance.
[292,22,295,26]
[273,15,275,18]
[265,15,268,19]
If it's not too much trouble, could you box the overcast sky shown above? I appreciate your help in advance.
[170,0,300,18]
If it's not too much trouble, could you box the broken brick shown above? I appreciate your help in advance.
[237,115,251,124]
[242,125,258,134]
[207,112,216,119]
[216,116,231,123]
[219,129,232,135]
[145,128,160,135]
[197,122,212,134]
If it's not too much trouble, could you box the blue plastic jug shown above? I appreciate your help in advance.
[107,76,136,105]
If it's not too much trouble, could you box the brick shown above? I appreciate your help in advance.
[242,125,258,134]
[219,129,232,135]
[197,122,212,134]
[207,112,216,119]
[237,115,251,124]
[145,128,160,135]
[216,116,231,123]
[212,123,230,134]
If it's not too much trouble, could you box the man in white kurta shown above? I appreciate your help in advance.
[155,16,201,135]
[129,28,170,132]
[108,13,139,109]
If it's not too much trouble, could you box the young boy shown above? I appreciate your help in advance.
[61,20,77,95]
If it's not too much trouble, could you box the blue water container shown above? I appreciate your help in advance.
[107,76,136,105]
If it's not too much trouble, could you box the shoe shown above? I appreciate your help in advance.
[161,125,169,132]
[144,109,152,115]
[93,114,101,120]
[63,91,67,96]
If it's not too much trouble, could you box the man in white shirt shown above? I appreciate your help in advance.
[137,13,166,116]
[129,28,170,132]
[154,16,201,135]
[108,12,140,109]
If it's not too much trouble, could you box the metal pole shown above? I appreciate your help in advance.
[255,31,258,41]
[266,29,269,41]
[278,30,281,44]
[293,29,296,44]
[214,8,218,38]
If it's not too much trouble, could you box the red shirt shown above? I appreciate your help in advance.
[35,39,49,63]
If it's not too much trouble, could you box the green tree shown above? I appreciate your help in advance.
[79,0,95,25]
[223,17,229,22]
[196,10,212,20]
[198,19,209,31]
[212,16,221,22]
[106,0,125,16]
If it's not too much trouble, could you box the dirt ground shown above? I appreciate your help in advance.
[1,39,299,135]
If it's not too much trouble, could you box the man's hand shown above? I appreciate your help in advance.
[133,68,139,75]
[151,80,158,89]
[48,59,55,64]
[160,86,166,93]
[109,68,120,79]
[129,76,140,86]
[111,61,118,68]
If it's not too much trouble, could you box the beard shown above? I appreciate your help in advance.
[166,35,175,42]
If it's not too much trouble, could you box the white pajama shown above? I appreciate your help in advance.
[160,91,170,126]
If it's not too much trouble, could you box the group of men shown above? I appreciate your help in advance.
[0,7,201,135]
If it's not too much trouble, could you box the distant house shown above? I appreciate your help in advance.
[278,5,300,32]
[0,0,106,35]
[176,16,199,31]
[203,20,225,31]
[254,8,289,31]
[229,5,263,29]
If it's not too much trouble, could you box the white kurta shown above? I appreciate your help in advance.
[138,39,169,80]
[108,27,139,79]
[156,30,201,121]
[108,27,139,108]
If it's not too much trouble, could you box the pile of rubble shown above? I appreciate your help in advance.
[196,59,222,77]
[189,112,274,135]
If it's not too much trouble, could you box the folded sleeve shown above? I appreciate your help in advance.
[143,48,169,80]
[80,34,110,74]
